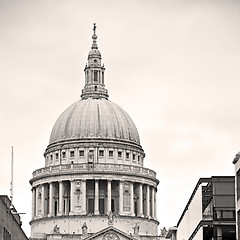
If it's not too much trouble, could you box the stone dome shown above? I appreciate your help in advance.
[49,98,140,146]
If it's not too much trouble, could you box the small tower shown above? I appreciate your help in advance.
[81,23,108,100]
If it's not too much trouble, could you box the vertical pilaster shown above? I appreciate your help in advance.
[31,187,36,219]
[58,181,64,216]
[138,183,143,217]
[41,184,45,217]
[70,180,75,215]
[119,181,123,215]
[94,180,99,215]
[82,180,87,214]
[146,185,150,217]
[48,182,53,217]
[107,180,112,213]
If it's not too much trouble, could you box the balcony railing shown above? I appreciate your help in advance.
[32,163,157,180]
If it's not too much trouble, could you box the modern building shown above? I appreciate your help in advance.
[0,195,28,240]
[167,176,236,240]
[29,24,159,240]
[233,152,240,240]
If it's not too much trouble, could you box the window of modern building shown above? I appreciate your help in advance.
[3,227,11,240]
[99,150,104,157]
[70,151,74,158]
[79,150,84,157]
[109,150,113,157]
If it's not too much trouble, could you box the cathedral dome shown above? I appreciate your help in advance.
[49,98,140,145]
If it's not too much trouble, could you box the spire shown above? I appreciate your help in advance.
[81,24,108,100]
[91,23,98,49]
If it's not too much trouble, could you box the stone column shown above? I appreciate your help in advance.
[48,182,53,217]
[36,187,40,217]
[138,183,143,217]
[70,180,75,215]
[41,184,45,217]
[58,181,64,216]
[31,187,36,219]
[107,180,112,213]
[154,188,157,220]
[146,185,150,217]
[130,182,134,216]
[81,180,87,214]
[94,180,99,215]
[119,181,123,215]
[151,187,155,218]
[99,70,102,84]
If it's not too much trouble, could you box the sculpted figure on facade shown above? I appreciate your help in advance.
[133,223,140,235]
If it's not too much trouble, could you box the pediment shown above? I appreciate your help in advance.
[84,226,137,240]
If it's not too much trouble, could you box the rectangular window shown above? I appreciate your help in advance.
[126,152,130,159]
[99,150,104,157]
[62,151,66,159]
[109,150,114,157]
[88,150,94,163]
[138,155,140,163]
[50,154,53,161]
[55,153,59,160]
[133,154,136,161]
[79,150,84,157]
[118,151,122,158]
[70,151,74,158]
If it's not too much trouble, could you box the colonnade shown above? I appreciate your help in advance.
[32,179,157,220]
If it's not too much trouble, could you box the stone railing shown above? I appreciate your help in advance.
[32,163,157,180]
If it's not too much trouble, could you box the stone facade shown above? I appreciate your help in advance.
[30,24,159,240]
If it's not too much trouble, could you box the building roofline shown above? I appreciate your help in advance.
[176,176,234,227]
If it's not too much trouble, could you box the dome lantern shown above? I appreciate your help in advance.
[81,23,108,100]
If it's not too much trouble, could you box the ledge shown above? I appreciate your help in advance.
[30,163,158,184]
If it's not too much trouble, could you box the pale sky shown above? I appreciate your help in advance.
[1,0,240,237]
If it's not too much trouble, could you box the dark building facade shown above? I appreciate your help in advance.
[174,176,236,240]
[0,195,28,240]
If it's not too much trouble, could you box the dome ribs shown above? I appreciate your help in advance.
[49,99,141,145]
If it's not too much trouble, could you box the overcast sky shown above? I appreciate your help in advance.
[1,0,240,237]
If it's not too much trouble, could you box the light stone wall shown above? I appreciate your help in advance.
[31,215,158,237]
